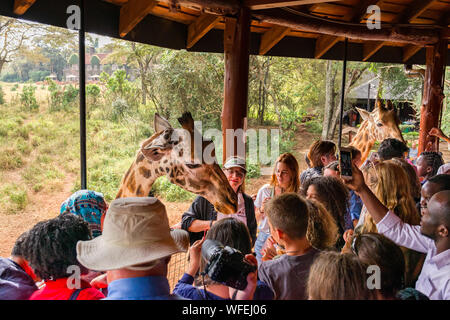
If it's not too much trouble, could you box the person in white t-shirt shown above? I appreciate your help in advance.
[254,153,300,264]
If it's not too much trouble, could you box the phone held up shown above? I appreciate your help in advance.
[338,147,353,178]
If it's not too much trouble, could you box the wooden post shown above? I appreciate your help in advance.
[222,7,250,164]
[418,34,447,155]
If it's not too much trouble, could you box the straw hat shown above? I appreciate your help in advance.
[76,197,188,271]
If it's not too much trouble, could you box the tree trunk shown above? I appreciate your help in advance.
[322,60,337,140]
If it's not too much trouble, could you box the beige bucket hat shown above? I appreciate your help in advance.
[76,197,189,271]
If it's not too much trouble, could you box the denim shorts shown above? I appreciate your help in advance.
[254,230,270,265]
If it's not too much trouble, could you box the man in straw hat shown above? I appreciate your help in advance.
[76,197,190,300]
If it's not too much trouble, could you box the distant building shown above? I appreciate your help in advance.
[63,52,136,82]
[346,73,418,126]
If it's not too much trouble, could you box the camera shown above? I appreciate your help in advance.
[201,239,256,290]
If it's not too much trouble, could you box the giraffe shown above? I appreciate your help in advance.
[349,100,405,164]
[116,112,238,214]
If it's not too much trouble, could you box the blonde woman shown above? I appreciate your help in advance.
[253,153,300,264]
[360,160,424,287]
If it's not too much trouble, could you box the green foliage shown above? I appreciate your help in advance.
[29,70,51,82]
[1,72,20,82]
[68,53,79,65]
[245,163,261,179]
[47,79,78,111]
[0,85,4,104]
[90,55,101,66]
[303,120,322,134]
[99,70,140,121]
[20,84,39,111]
[151,176,195,202]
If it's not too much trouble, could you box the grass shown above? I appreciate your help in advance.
[0,80,287,214]
[0,183,28,214]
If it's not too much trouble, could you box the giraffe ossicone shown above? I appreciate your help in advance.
[116,112,238,215]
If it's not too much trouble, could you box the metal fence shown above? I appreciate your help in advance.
[167,251,189,291]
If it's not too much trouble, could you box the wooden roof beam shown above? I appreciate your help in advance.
[315,34,341,58]
[245,0,341,10]
[403,45,423,62]
[187,13,221,48]
[253,8,442,45]
[13,0,36,15]
[259,25,290,54]
[160,0,240,15]
[312,0,382,59]
[119,0,158,38]
[349,0,383,23]
[401,0,438,23]
[362,41,384,61]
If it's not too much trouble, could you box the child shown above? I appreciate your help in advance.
[257,193,337,300]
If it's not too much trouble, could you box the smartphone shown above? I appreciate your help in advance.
[339,147,353,177]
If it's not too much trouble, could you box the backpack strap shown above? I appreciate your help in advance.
[69,288,85,300]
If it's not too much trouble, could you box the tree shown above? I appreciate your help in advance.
[321,62,369,140]
[68,53,79,65]
[104,40,163,105]
[0,17,35,75]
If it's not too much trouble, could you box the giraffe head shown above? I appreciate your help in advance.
[138,112,238,214]
[355,100,405,144]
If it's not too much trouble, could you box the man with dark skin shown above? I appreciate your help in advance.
[342,165,450,300]
[420,175,450,216]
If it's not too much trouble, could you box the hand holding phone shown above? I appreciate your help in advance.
[339,147,353,178]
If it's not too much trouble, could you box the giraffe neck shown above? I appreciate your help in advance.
[349,120,376,164]
[116,152,169,198]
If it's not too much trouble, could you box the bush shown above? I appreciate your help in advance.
[20,84,39,111]
[1,72,20,82]
[30,70,51,82]
[0,85,5,104]
[62,84,79,108]
[111,98,129,121]
[245,162,261,179]
[48,80,78,111]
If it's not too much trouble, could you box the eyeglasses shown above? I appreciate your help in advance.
[225,168,245,178]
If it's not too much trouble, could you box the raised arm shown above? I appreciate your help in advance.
[341,164,389,224]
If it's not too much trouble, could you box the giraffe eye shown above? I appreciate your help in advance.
[186,163,201,169]
[376,122,383,127]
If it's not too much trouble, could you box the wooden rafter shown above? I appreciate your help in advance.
[362,41,384,61]
[348,0,383,23]
[159,0,240,15]
[314,34,341,58]
[119,0,158,37]
[403,45,422,62]
[399,0,438,23]
[360,0,437,62]
[13,0,36,15]
[187,13,221,48]
[259,25,290,54]
[313,0,381,58]
[245,0,341,10]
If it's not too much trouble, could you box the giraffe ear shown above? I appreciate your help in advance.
[356,107,371,122]
[385,100,394,110]
[154,113,172,133]
[177,112,195,132]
